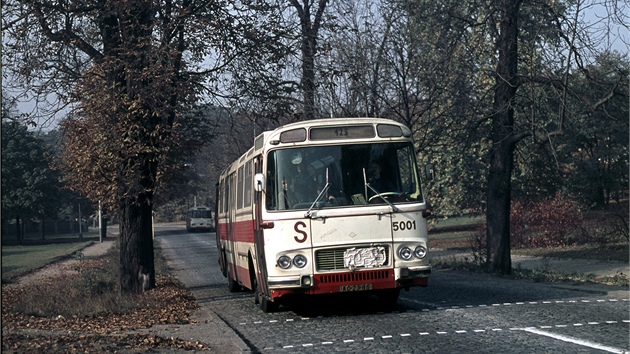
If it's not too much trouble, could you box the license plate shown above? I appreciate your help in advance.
[339,283,373,292]
[344,247,386,269]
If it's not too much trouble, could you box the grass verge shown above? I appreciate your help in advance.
[5,239,177,318]
[430,214,629,287]
[1,242,93,282]
[2,239,204,352]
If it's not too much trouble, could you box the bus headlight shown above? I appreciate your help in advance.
[414,246,427,259]
[277,255,292,269]
[398,246,413,260]
[293,254,307,268]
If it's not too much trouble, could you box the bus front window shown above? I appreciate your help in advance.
[265,143,422,211]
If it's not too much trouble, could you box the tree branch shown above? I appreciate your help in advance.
[31,2,103,62]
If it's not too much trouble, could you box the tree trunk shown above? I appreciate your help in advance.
[292,0,329,119]
[301,33,316,119]
[119,194,155,294]
[485,0,522,274]
[15,215,22,245]
[100,217,108,241]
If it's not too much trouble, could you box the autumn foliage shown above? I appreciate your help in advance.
[2,242,204,352]
[510,193,584,248]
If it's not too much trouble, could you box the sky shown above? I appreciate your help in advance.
[4,0,628,132]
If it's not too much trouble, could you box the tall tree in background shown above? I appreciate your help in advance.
[3,0,279,294]
[485,0,523,274]
[484,0,628,273]
[290,0,330,118]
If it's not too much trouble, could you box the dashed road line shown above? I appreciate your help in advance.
[238,297,629,327]
[399,297,628,313]
[273,320,628,350]
[244,297,629,351]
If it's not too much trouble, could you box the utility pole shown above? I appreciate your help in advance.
[78,202,83,241]
[99,201,103,243]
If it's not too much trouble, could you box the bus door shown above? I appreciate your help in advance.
[227,172,239,283]
[253,156,271,297]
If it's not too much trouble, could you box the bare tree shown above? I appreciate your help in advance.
[2,0,280,293]
[289,0,330,118]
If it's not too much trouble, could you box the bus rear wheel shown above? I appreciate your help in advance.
[219,251,228,277]
[227,267,240,292]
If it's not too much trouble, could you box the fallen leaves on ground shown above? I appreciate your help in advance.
[2,257,209,352]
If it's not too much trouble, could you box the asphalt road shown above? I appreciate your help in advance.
[154,225,629,353]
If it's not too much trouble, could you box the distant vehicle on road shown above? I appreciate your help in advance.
[186,206,213,232]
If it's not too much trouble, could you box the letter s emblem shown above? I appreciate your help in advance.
[294,221,307,243]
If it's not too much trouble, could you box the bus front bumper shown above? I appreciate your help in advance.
[267,266,431,297]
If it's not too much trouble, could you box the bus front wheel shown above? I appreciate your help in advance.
[377,288,400,310]
[254,278,279,313]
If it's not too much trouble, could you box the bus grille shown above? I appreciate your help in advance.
[315,246,389,271]
[318,269,391,284]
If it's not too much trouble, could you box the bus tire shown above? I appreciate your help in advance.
[259,293,279,313]
[377,288,400,310]
[254,278,279,313]
[227,267,240,293]
[220,251,228,277]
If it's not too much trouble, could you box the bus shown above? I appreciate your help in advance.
[215,118,433,312]
[186,206,213,232]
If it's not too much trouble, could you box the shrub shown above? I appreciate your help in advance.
[469,224,487,267]
[580,201,629,245]
[511,193,584,248]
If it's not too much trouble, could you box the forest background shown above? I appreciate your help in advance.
[2,0,628,288]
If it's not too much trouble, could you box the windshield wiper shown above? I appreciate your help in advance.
[305,168,330,218]
[363,168,400,212]
[305,182,330,218]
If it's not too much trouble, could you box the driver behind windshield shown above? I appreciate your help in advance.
[367,160,394,194]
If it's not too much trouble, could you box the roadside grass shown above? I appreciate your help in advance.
[2,238,203,352]
[2,229,101,245]
[1,242,93,282]
[430,213,629,286]
[510,267,629,286]
[4,239,176,318]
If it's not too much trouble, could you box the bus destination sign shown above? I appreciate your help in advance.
[309,125,375,140]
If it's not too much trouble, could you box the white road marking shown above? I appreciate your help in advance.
[276,319,628,351]
[520,327,628,353]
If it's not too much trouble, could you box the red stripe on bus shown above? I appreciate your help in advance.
[216,219,255,243]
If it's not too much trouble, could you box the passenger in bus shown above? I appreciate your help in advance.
[368,160,394,193]
[290,162,317,206]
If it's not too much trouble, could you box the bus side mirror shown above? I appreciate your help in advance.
[424,163,435,181]
[254,173,265,192]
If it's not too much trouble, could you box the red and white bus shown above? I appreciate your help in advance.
[215,118,433,312]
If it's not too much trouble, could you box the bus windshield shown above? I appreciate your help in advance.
[265,142,423,211]
[190,209,211,219]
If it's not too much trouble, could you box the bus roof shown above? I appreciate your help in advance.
[255,117,411,150]
[220,117,412,178]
